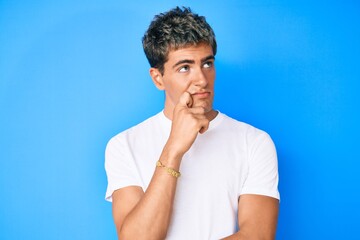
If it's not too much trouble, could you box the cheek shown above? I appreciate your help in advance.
[206,72,216,86]
[174,77,193,91]
[205,68,215,78]
[166,78,190,99]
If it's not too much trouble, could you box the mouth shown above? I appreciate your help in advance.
[191,91,211,99]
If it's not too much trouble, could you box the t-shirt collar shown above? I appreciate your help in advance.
[159,109,224,131]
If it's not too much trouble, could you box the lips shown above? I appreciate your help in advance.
[192,91,211,98]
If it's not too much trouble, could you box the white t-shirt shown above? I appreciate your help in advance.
[105,111,279,239]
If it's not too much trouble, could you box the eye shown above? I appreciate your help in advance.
[203,61,213,68]
[179,65,190,73]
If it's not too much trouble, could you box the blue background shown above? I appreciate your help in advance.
[1,1,359,239]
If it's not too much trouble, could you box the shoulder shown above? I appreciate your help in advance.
[216,112,275,153]
[218,112,269,137]
[111,111,164,138]
[106,111,164,149]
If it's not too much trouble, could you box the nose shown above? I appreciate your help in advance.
[193,69,208,88]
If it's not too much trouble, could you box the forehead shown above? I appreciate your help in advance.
[166,44,214,63]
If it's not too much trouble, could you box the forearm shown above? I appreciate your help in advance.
[221,231,247,240]
[222,230,275,240]
[119,149,181,239]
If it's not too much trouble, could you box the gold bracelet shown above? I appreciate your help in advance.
[156,160,181,178]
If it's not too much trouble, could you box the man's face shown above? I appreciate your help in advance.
[153,43,216,119]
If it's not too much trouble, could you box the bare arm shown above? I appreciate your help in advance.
[113,151,180,239]
[112,92,209,239]
[222,194,279,240]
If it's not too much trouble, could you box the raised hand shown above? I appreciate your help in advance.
[165,91,210,158]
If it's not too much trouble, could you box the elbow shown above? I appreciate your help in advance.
[118,227,135,240]
[117,224,136,240]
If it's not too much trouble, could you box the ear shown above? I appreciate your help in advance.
[149,68,165,90]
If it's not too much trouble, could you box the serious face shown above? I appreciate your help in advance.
[150,43,216,119]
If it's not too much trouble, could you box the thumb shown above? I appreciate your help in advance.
[179,91,193,108]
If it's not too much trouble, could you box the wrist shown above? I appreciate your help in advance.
[156,160,181,178]
[165,138,187,156]
[160,143,184,170]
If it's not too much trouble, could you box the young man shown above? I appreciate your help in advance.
[105,7,279,239]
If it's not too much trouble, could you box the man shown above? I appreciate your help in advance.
[105,6,279,239]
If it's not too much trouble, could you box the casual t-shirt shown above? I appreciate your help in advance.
[105,111,279,239]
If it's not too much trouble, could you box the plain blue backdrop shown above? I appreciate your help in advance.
[1,1,359,239]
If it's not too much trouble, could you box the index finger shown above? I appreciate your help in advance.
[178,91,193,108]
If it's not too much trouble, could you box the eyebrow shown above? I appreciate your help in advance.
[201,55,215,63]
[172,55,215,69]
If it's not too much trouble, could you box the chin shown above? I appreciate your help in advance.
[194,99,212,110]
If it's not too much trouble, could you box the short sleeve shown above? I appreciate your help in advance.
[240,130,280,200]
[104,134,142,202]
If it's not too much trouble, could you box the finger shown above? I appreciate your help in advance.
[178,91,193,108]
